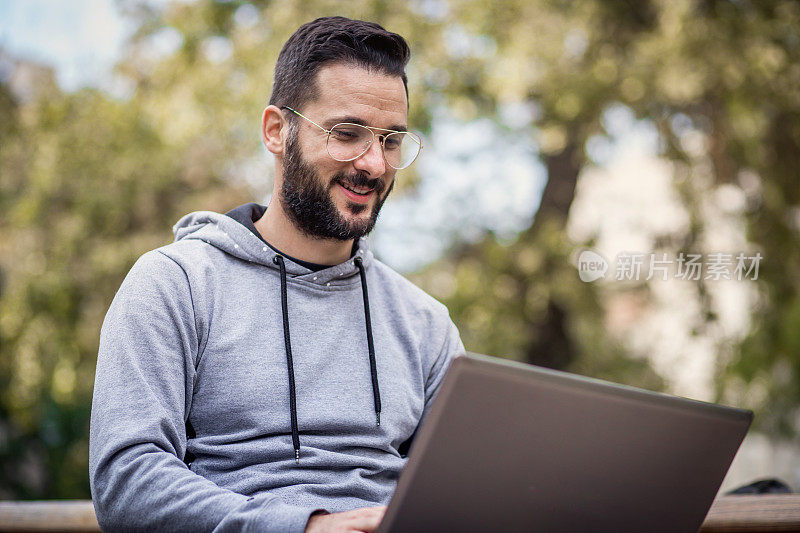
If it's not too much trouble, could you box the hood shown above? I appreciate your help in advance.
[172,209,375,287]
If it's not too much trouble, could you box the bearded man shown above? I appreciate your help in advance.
[89,16,465,533]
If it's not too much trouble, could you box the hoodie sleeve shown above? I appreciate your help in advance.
[89,250,320,533]
[420,315,465,426]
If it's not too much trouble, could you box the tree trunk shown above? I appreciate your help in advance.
[524,129,584,369]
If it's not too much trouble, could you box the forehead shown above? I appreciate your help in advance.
[305,63,408,129]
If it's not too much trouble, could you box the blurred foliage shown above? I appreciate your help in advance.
[411,0,800,437]
[0,50,250,497]
[1,0,799,498]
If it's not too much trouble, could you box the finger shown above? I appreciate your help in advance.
[346,507,387,531]
[347,506,386,518]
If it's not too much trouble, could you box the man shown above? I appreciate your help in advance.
[89,16,464,533]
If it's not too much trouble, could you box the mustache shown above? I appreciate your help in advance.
[333,171,385,194]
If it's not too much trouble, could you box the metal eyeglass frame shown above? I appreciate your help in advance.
[281,106,422,170]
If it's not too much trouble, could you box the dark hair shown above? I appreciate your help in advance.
[268,16,410,110]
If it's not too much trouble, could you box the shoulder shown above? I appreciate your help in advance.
[121,241,202,281]
[117,239,223,300]
[152,239,225,270]
[111,247,194,306]
[125,239,237,287]
[368,258,452,323]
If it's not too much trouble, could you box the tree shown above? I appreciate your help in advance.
[2,0,799,499]
[415,0,800,433]
[0,55,248,497]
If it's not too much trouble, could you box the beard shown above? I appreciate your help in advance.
[279,127,394,241]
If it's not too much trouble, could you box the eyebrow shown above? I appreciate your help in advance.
[323,115,408,133]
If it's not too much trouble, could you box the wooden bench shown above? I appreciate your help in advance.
[0,501,99,532]
[701,495,800,532]
[1,496,799,531]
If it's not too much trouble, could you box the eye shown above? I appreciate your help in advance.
[383,134,404,150]
[330,125,366,143]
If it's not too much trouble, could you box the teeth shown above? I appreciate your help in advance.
[342,183,372,195]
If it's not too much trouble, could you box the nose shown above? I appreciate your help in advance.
[352,137,386,177]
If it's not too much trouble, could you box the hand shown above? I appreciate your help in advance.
[304,506,387,533]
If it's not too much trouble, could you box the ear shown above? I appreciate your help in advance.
[261,105,286,155]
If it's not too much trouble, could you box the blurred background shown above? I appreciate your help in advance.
[1,0,799,500]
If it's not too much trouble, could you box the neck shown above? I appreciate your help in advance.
[254,198,354,266]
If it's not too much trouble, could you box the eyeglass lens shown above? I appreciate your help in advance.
[327,124,420,169]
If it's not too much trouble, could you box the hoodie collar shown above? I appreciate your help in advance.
[172,209,374,287]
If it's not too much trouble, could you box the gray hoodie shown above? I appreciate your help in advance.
[89,206,464,532]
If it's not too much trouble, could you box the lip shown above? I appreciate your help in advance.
[337,182,374,204]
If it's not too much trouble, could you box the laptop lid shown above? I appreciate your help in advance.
[378,352,752,533]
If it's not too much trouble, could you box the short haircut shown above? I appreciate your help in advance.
[268,16,410,111]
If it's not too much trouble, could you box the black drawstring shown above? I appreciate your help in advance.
[273,255,301,464]
[355,257,382,427]
[272,254,383,464]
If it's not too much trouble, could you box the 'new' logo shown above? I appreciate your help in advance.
[576,250,608,282]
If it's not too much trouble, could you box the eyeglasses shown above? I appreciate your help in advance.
[282,106,422,170]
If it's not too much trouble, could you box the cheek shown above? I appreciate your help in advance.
[304,149,342,181]
[297,135,330,168]
[383,174,396,194]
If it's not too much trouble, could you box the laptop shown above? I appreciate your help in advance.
[378,352,752,533]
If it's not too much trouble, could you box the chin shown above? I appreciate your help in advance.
[341,211,372,230]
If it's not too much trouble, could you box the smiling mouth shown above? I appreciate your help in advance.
[339,181,375,196]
